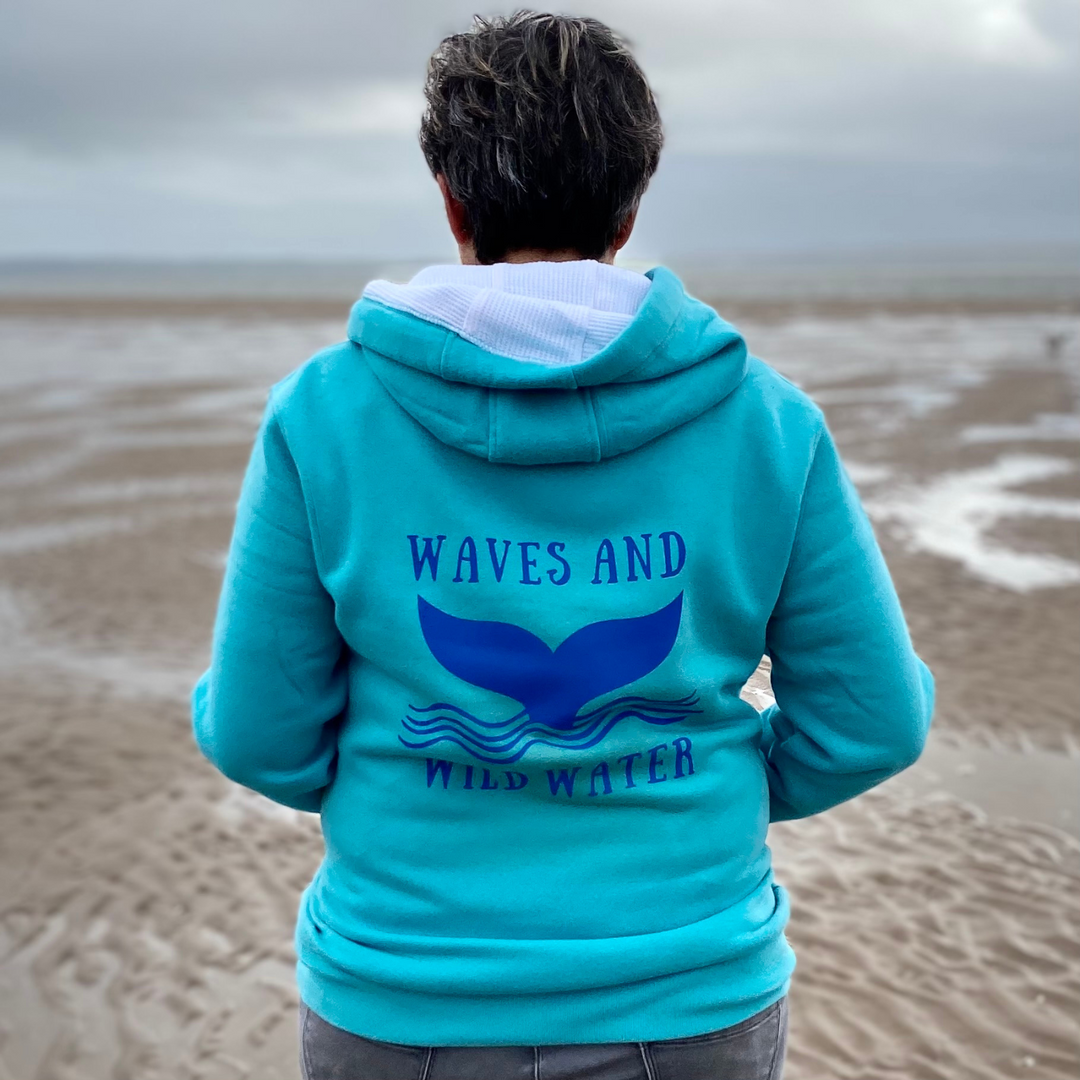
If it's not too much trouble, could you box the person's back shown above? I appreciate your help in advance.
[192,12,934,1080]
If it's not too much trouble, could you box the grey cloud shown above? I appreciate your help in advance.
[3,0,1075,158]
[0,0,1076,257]
[0,0,483,150]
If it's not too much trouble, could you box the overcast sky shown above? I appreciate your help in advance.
[1,0,1077,260]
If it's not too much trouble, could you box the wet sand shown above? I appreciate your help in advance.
[0,302,1077,1078]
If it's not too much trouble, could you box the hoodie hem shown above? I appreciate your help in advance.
[296,936,795,1047]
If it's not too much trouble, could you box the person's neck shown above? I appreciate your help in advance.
[457,244,615,266]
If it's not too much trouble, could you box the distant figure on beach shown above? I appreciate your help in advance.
[1044,330,1070,360]
[192,11,935,1079]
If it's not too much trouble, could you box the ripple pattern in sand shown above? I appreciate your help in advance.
[771,789,1080,1080]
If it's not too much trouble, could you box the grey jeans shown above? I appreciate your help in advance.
[298,997,788,1080]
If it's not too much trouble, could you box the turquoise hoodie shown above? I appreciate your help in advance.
[192,263,935,1046]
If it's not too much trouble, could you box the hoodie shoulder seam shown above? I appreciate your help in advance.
[265,388,327,577]
[779,419,828,584]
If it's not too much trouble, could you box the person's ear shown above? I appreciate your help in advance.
[611,206,638,253]
[436,174,472,245]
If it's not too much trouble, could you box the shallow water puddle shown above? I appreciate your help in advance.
[896,737,1080,837]
[961,412,1080,443]
[860,453,1080,591]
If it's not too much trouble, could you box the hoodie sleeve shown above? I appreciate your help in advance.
[191,391,347,812]
[759,419,935,822]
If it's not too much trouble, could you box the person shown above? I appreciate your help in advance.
[191,11,935,1080]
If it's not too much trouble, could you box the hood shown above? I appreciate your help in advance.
[347,261,748,465]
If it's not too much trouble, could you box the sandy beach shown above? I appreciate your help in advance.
[1,298,1077,1079]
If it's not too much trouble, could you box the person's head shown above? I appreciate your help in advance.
[419,10,663,265]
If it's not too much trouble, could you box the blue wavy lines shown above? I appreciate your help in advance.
[398,693,702,764]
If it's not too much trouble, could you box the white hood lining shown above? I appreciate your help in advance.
[362,260,651,367]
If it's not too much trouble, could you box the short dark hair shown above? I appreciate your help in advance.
[419,11,663,264]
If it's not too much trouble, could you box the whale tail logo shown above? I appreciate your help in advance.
[401,593,701,763]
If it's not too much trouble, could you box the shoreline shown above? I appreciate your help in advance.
[1,294,1077,322]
